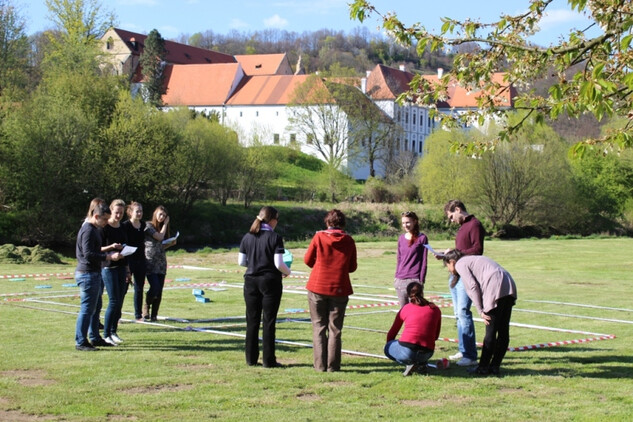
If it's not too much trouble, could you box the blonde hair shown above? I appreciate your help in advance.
[110,199,125,210]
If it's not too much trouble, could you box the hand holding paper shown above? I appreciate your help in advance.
[162,231,179,245]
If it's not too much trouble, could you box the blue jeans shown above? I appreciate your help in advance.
[75,271,102,346]
[384,340,434,366]
[102,266,128,338]
[450,275,477,360]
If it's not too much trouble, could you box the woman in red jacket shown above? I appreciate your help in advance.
[304,209,357,372]
[385,282,442,376]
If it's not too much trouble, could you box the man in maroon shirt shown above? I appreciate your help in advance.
[444,200,485,366]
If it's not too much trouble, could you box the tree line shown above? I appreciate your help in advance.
[1,0,632,247]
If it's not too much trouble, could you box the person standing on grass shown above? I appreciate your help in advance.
[442,249,517,376]
[144,205,176,322]
[385,281,442,376]
[304,209,357,372]
[75,200,122,351]
[101,199,129,346]
[123,202,147,321]
[394,211,429,307]
[442,199,485,367]
[238,206,291,368]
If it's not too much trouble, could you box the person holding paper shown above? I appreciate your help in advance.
[394,211,429,307]
[123,201,147,321]
[144,205,176,321]
[75,200,122,351]
[101,199,130,345]
[443,200,485,367]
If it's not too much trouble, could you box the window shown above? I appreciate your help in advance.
[256,111,259,117]
[397,110,401,122]
[413,113,416,125]
[239,111,243,117]
[405,112,409,124]
[106,37,114,50]
[273,134,280,144]
[419,141,423,153]
[290,133,296,143]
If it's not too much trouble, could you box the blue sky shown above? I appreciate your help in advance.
[19,0,597,47]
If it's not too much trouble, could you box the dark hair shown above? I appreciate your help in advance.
[93,202,111,219]
[442,249,464,266]
[406,282,429,307]
[401,211,420,246]
[444,200,467,214]
[324,209,346,229]
[250,206,279,234]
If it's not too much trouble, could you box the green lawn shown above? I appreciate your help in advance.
[1,238,632,421]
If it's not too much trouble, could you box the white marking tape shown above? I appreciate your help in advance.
[522,299,633,313]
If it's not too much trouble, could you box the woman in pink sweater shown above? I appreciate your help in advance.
[385,282,442,376]
[304,209,357,372]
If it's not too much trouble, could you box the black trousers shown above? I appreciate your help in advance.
[479,295,515,369]
[243,274,283,366]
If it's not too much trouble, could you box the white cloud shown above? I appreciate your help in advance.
[264,14,288,29]
[229,18,250,30]
[539,8,585,31]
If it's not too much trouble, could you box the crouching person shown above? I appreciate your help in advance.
[384,282,442,376]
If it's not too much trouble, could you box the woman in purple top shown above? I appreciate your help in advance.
[394,211,428,307]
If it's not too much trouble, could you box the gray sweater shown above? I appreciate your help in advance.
[455,255,517,314]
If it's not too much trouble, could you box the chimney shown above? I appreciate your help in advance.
[361,77,367,94]
[366,70,371,78]
[437,67,444,79]
[399,64,406,72]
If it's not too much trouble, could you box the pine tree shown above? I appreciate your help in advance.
[139,29,167,107]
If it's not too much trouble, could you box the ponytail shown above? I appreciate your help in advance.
[406,282,429,307]
[249,206,279,234]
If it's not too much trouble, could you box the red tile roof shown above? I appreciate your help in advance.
[422,72,514,108]
[162,63,244,106]
[366,64,514,108]
[366,64,413,100]
[226,75,319,105]
[234,53,291,75]
[112,28,235,65]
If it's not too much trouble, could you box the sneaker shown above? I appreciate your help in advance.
[91,338,114,347]
[448,352,463,361]
[76,341,97,351]
[110,333,123,344]
[403,364,417,376]
[456,357,478,367]
[467,366,490,375]
[104,336,119,346]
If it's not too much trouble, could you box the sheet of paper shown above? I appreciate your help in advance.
[423,244,445,257]
[120,245,137,256]
[162,231,180,245]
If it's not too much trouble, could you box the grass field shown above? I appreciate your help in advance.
[1,238,632,421]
